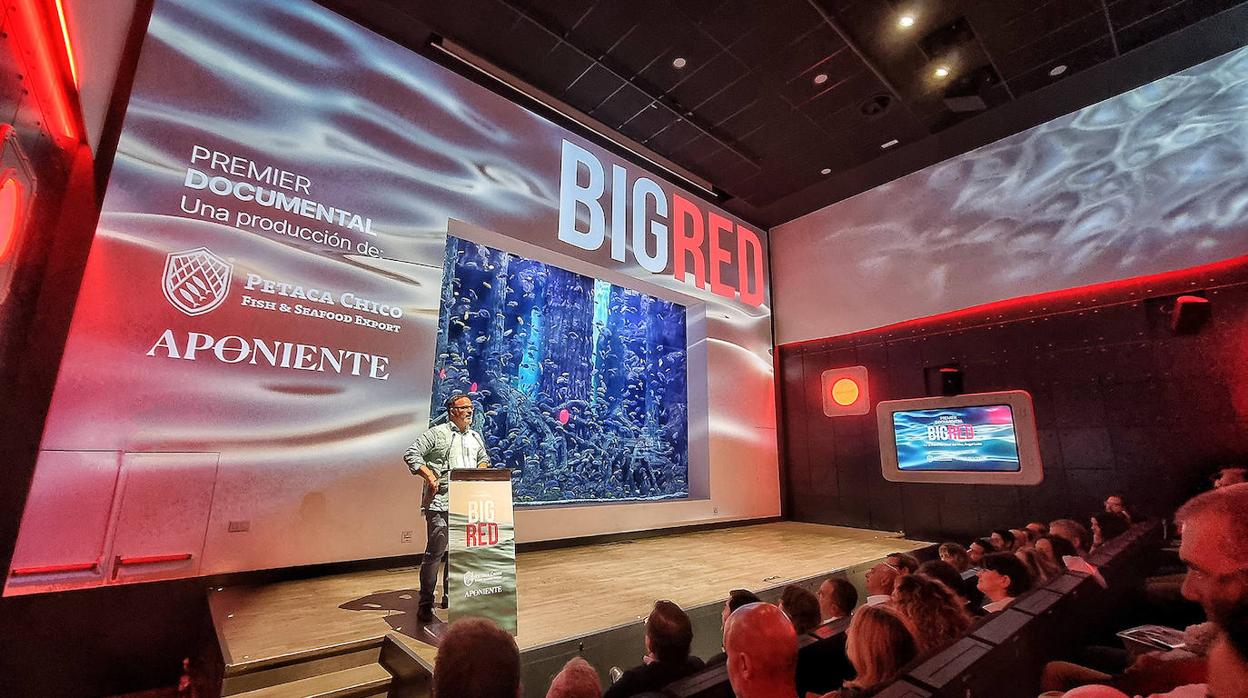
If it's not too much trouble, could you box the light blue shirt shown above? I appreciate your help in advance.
[403,422,490,512]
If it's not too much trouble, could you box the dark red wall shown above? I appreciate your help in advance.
[778,257,1248,542]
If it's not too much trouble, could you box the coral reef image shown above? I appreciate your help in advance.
[430,237,689,504]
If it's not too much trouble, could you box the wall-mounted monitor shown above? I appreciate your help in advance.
[877,391,1044,485]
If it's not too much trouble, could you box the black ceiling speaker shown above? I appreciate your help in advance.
[942,64,1002,113]
[1169,295,1212,334]
[859,94,892,119]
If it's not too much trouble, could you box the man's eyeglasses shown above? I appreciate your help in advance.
[450,405,474,412]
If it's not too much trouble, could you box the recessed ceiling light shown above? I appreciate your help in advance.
[881,139,899,149]
[933,66,951,79]
[813,73,829,85]
[1049,64,1068,77]
[672,57,688,69]
[898,14,916,28]
[820,168,832,175]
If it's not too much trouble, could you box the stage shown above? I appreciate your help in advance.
[210,522,932,697]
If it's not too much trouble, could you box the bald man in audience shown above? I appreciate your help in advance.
[724,603,798,698]
[865,560,900,606]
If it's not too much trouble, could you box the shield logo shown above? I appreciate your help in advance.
[162,247,232,316]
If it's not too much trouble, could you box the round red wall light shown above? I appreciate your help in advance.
[830,377,860,406]
[0,174,24,263]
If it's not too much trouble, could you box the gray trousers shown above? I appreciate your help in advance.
[419,510,449,609]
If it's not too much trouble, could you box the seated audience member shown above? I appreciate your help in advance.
[919,559,983,613]
[1012,528,1033,549]
[822,605,920,697]
[990,528,1017,553]
[1042,529,1107,587]
[780,584,823,635]
[1043,484,1248,695]
[1018,546,1063,587]
[968,538,995,569]
[603,601,703,698]
[1027,521,1050,539]
[801,581,859,696]
[434,617,521,698]
[706,589,761,665]
[1104,494,1133,524]
[1036,534,1079,569]
[1017,547,1056,587]
[547,657,602,698]
[886,552,920,575]
[864,561,900,606]
[1212,467,1248,489]
[818,577,858,622]
[938,542,972,575]
[1208,604,1248,698]
[978,552,1032,613]
[1051,518,1093,556]
[724,603,798,698]
[892,573,973,656]
[1090,511,1131,552]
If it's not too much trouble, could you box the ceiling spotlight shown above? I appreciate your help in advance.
[933,66,951,79]
[880,139,899,149]
[813,73,829,85]
[672,57,688,69]
[898,14,916,28]
[1049,64,1068,77]
[820,168,832,175]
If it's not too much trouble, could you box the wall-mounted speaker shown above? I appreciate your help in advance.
[924,364,963,396]
[1169,294,1211,335]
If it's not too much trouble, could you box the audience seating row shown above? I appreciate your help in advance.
[663,521,1162,698]
[878,520,1163,698]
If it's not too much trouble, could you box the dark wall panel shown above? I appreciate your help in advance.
[778,259,1248,542]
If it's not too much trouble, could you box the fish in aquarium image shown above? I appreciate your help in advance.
[429,236,689,505]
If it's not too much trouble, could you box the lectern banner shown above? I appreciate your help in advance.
[448,469,517,634]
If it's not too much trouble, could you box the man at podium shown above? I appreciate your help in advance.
[404,393,491,622]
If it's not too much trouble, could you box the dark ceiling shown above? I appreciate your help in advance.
[330,0,1248,227]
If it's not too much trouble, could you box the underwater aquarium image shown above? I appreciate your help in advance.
[430,236,690,505]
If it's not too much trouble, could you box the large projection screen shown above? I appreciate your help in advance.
[5,0,775,594]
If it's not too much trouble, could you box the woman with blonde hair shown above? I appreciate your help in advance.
[891,574,973,656]
[821,605,920,697]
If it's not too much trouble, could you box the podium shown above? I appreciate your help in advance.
[447,468,518,635]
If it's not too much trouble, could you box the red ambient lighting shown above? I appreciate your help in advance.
[53,0,79,88]
[0,175,24,263]
[11,0,81,141]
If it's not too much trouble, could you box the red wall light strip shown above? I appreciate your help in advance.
[115,553,193,566]
[52,0,78,88]
[10,0,80,140]
[11,560,99,575]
